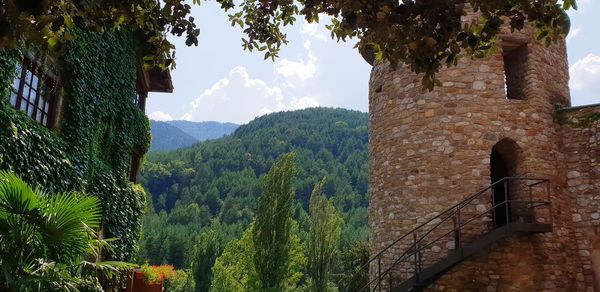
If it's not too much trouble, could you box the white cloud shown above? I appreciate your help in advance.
[181,66,321,124]
[569,54,600,106]
[290,96,319,110]
[181,66,284,123]
[276,20,329,82]
[570,54,600,90]
[274,41,317,81]
[170,15,351,124]
[180,113,193,121]
[148,111,173,121]
[300,21,327,40]
[566,26,581,41]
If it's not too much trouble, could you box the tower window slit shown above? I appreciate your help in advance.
[502,42,528,100]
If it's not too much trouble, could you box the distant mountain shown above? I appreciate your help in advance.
[166,120,239,142]
[150,121,199,152]
[150,120,239,152]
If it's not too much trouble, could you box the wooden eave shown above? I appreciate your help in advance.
[147,67,174,93]
[138,67,174,94]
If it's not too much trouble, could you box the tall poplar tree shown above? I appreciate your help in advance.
[307,179,343,292]
[252,152,298,291]
[192,230,224,292]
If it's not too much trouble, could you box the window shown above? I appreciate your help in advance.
[502,42,528,100]
[10,61,56,126]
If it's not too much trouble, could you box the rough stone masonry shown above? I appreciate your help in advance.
[367,12,600,292]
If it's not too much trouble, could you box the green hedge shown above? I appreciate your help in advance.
[0,29,151,261]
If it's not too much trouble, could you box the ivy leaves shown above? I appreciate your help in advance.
[0,28,151,261]
[0,0,198,70]
[60,29,150,260]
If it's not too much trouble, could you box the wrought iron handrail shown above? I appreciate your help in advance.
[353,176,551,291]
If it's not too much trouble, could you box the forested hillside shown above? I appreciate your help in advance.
[138,108,369,290]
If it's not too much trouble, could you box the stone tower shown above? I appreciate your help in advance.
[367,13,600,291]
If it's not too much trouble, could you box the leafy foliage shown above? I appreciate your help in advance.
[0,170,101,268]
[0,28,151,261]
[190,229,226,292]
[555,107,600,128]
[138,108,368,271]
[0,0,575,88]
[307,179,343,292]
[140,264,177,284]
[0,0,199,69]
[228,0,574,88]
[138,108,368,290]
[0,170,134,291]
[164,269,197,292]
[210,221,307,291]
[209,226,258,291]
[335,241,369,292]
[253,152,298,291]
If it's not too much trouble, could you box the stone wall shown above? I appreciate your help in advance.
[367,16,580,291]
[561,105,600,291]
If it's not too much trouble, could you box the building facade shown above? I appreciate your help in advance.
[367,14,600,291]
[0,29,172,261]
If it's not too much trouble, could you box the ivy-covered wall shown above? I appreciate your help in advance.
[0,29,151,260]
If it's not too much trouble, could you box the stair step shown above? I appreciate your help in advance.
[362,177,553,292]
[391,223,552,292]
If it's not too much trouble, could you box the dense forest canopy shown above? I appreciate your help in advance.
[1,0,575,86]
[138,108,368,278]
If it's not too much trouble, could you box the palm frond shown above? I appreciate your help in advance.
[0,171,109,291]
[0,171,45,267]
[87,236,118,259]
[79,260,137,283]
[40,192,102,263]
[0,170,40,217]
[11,259,80,292]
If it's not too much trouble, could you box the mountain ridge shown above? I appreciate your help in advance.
[150,120,239,151]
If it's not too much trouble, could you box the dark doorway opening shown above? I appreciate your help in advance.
[491,147,510,226]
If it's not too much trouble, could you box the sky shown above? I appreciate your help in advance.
[147,1,600,124]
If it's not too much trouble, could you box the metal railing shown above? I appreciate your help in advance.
[356,177,552,291]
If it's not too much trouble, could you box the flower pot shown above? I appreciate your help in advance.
[127,270,163,292]
[134,271,145,280]
[142,282,162,292]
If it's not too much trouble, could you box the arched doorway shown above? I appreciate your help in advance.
[490,138,520,226]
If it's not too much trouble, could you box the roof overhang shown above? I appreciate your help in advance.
[139,67,174,94]
[147,67,174,93]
